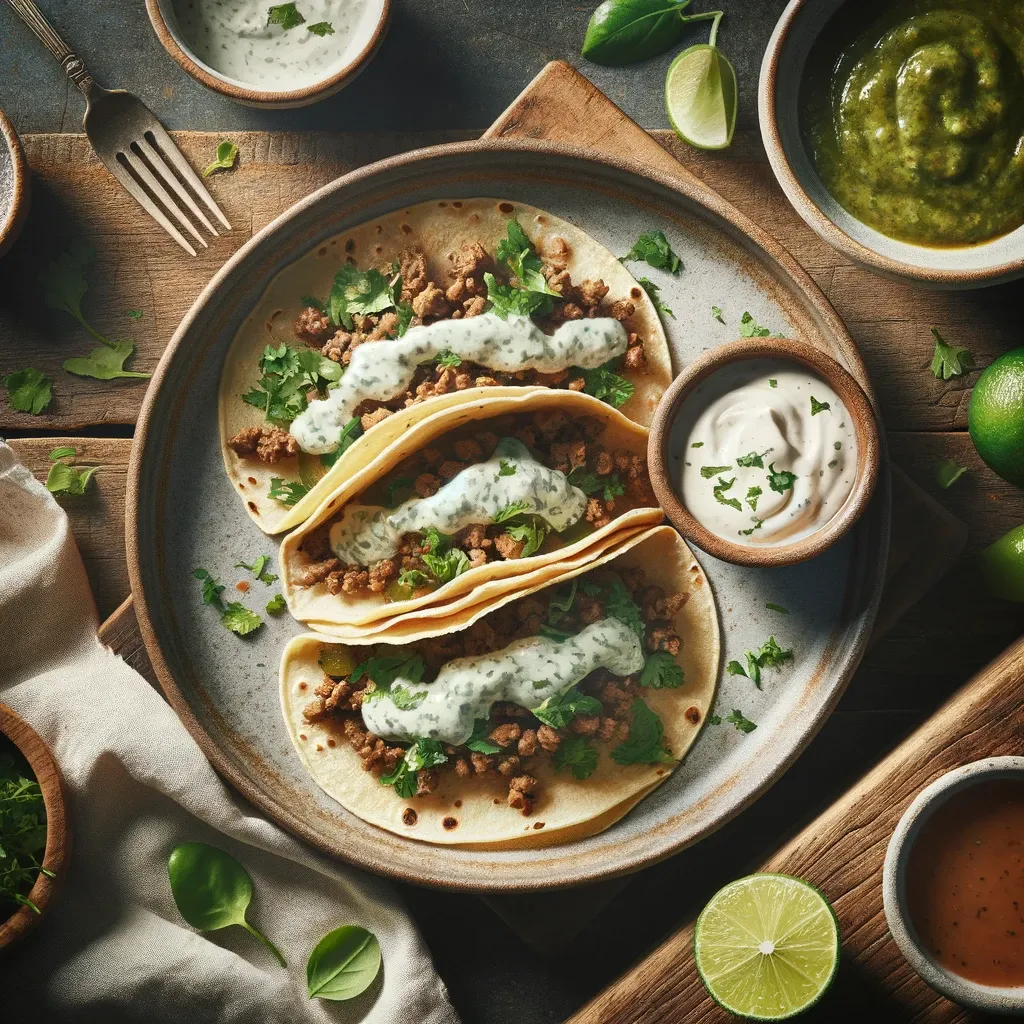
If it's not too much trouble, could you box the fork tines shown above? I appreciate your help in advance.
[105,123,231,256]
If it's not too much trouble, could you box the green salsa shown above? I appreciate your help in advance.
[801,0,1024,246]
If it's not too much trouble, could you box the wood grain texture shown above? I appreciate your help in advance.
[568,637,1024,1024]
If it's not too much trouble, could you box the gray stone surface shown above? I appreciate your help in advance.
[0,0,789,134]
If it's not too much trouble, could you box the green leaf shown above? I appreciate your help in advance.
[691,441,704,448]
[306,20,335,36]
[4,368,53,414]
[739,519,763,537]
[745,486,762,512]
[935,459,967,489]
[193,567,225,607]
[269,477,309,506]
[546,579,578,625]
[726,660,747,678]
[435,349,462,369]
[739,311,771,338]
[128,309,144,320]
[385,476,415,508]
[352,654,426,690]
[40,239,93,329]
[810,396,830,416]
[498,459,517,477]
[605,574,645,640]
[329,264,394,329]
[713,476,742,511]
[611,699,675,765]
[266,594,287,615]
[496,217,558,296]
[307,925,381,1001]
[466,718,501,754]
[711,305,724,323]
[221,602,262,636]
[501,514,550,557]
[63,339,150,380]
[735,450,770,469]
[765,602,789,614]
[636,276,675,318]
[203,140,239,178]
[493,500,531,523]
[49,445,77,461]
[484,273,551,320]
[930,327,974,380]
[700,464,732,478]
[533,686,602,728]
[168,842,286,966]
[234,554,278,585]
[267,2,304,28]
[574,361,634,409]
[725,708,757,733]
[396,568,431,590]
[423,546,471,583]
[380,758,418,798]
[639,652,684,689]
[767,463,797,494]
[45,460,98,496]
[553,736,599,780]
[582,0,694,66]
[769,379,778,389]
[620,230,681,273]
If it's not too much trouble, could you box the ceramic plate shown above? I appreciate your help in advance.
[128,140,890,891]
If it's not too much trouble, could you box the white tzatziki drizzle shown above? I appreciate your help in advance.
[172,0,376,91]
[676,361,857,546]
[360,617,645,745]
[328,438,588,565]
[290,313,628,454]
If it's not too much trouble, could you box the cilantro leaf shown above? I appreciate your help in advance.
[930,327,974,380]
[329,264,394,329]
[495,217,559,296]
[935,459,967,489]
[5,368,53,415]
[739,520,763,537]
[605,574,645,640]
[319,417,364,470]
[553,736,599,780]
[726,660,748,679]
[726,708,757,733]
[691,442,704,448]
[498,460,517,477]
[128,309,143,320]
[713,476,742,511]
[422,546,471,584]
[636,277,675,318]
[574,361,634,409]
[810,396,830,416]
[301,295,327,314]
[728,636,793,689]
[243,342,339,426]
[307,20,334,35]
[407,738,447,771]
[739,312,771,337]
[45,453,98,496]
[708,713,722,725]
[380,758,418,798]
[765,603,789,613]
[466,718,501,755]
[267,3,304,29]
[639,652,684,689]
[435,350,461,369]
[711,305,724,324]
[40,239,93,332]
[736,450,770,469]
[533,686,602,729]
[193,568,224,606]
[620,231,681,274]
[234,554,278,585]
[221,602,262,636]
[502,515,550,557]
[767,463,797,494]
[202,140,239,178]
[567,466,625,503]
[701,464,732,478]
[63,339,150,380]
[386,685,427,710]
[268,477,309,506]
[266,593,287,615]
[485,272,554,320]
[396,568,431,590]
[611,700,675,765]
[493,500,531,523]
[351,654,426,689]
[769,379,778,388]
[745,485,762,511]
[49,446,77,461]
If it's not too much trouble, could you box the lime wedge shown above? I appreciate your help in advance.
[665,44,737,150]
[694,874,840,1020]
[980,523,1024,601]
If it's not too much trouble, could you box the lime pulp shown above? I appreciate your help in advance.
[665,44,737,151]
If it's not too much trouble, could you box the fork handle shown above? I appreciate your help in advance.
[5,0,96,95]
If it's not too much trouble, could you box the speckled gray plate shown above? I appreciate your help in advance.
[127,139,890,892]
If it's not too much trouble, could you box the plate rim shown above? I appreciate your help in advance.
[126,136,890,891]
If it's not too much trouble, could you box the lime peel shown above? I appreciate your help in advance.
[665,31,737,151]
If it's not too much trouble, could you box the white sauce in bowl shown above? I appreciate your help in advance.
[673,359,857,547]
[169,0,382,91]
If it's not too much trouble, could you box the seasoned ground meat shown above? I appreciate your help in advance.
[507,775,538,815]
[226,426,299,464]
[411,282,449,319]
[397,248,428,301]
[295,305,332,343]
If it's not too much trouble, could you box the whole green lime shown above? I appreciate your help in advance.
[968,348,1024,487]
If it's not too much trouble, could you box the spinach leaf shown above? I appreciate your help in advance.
[307,925,381,1001]
[582,0,694,66]
[168,842,286,966]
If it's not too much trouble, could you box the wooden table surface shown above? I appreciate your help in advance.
[2,4,1024,1021]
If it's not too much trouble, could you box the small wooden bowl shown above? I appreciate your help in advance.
[146,0,392,109]
[648,336,880,567]
[0,705,70,953]
[0,107,30,259]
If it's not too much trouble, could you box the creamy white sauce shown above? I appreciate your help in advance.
[675,360,857,546]
[361,617,645,745]
[172,0,379,90]
[290,313,628,454]
[328,438,588,564]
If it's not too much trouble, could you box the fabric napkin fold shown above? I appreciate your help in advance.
[0,442,458,1024]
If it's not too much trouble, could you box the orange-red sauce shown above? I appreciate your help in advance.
[907,779,1024,986]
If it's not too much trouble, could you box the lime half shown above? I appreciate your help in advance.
[694,874,840,1020]
[665,44,737,150]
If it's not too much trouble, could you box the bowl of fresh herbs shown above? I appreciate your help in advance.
[0,705,69,953]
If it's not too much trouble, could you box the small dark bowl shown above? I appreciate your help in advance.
[648,336,880,567]
[0,705,70,953]
[0,107,29,259]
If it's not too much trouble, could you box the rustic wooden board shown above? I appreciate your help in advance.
[568,635,1024,1023]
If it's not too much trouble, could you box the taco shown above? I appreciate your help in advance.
[279,388,665,634]
[220,198,673,534]
[280,526,719,847]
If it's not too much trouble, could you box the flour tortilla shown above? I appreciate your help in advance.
[280,525,720,848]
[219,197,673,534]
[280,388,665,633]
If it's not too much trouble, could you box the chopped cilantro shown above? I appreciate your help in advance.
[267,3,304,29]
[930,327,974,381]
[834,441,842,450]
[193,568,224,606]
[220,603,262,636]
[639,653,684,689]
[435,349,461,369]
[498,460,517,477]
[691,441,704,448]
[620,231,681,274]
[725,709,757,733]
[567,466,626,503]
[421,528,471,583]
[739,520,763,537]
[574,361,634,410]
[351,654,426,689]
[301,295,327,314]
[265,593,287,615]
[385,685,427,710]
[268,477,309,506]
[713,476,742,511]
[611,700,675,765]
[701,465,732,478]
[765,602,789,614]
[708,713,722,725]
[4,368,53,415]
[769,379,778,388]
[320,417,364,468]
[306,20,334,35]
[767,463,796,494]
[745,485,762,511]
[202,140,238,178]
[496,217,558,295]
[396,568,431,590]
[501,515,550,557]
[553,736,599,780]
[810,396,830,416]
[466,719,501,755]
[736,450,770,469]
[484,273,554,320]
[128,309,143,320]
[241,342,340,426]
[493,500,531,523]
[234,554,278,585]
[329,264,394,330]
[711,305,724,324]
[935,459,967,489]
[533,686,602,728]
[727,635,793,689]
[381,738,448,797]
[636,277,675,318]
[739,312,771,338]
[604,574,645,640]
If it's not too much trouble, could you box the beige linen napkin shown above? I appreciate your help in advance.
[0,442,458,1024]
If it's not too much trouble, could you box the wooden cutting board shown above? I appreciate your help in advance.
[568,633,1024,1023]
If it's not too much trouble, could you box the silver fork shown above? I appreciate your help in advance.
[5,0,231,255]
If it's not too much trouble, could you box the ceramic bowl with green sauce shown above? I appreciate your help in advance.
[760,0,1024,289]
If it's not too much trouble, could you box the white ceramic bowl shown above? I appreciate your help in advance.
[882,757,1024,1014]
[759,0,1024,290]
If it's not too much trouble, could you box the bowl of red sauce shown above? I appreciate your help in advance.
[883,757,1024,1013]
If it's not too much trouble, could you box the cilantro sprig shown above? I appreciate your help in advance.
[3,369,53,415]
[242,342,341,426]
[381,738,447,798]
[611,700,675,765]
[533,687,602,729]
[620,231,681,274]
[192,567,263,637]
[573,361,634,409]
[930,327,974,380]
[726,635,793,689]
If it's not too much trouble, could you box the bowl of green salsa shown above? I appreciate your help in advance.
[760,0,1024,288]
